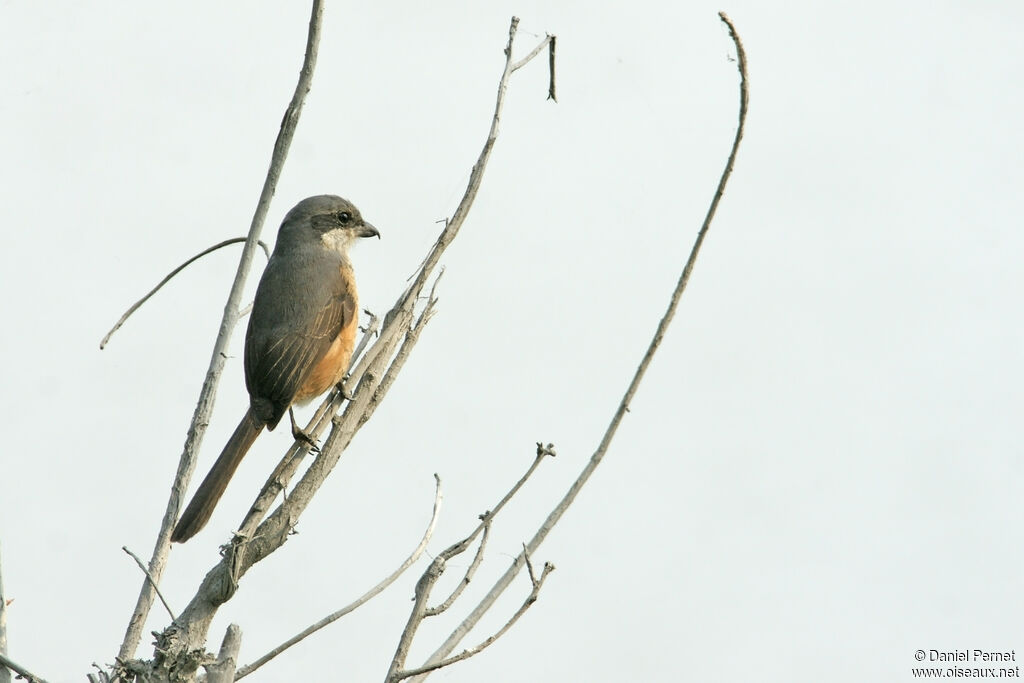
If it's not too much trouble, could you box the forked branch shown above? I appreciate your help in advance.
[384,442,557,681]
[392,560,554,682]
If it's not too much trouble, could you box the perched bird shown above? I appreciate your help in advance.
[172,195,379,543]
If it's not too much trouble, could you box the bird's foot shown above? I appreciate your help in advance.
[338,374,356,401]
[289,408,321,454]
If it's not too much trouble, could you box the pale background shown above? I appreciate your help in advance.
[1,1,1022,681]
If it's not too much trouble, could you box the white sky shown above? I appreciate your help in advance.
[2,1,1022,681]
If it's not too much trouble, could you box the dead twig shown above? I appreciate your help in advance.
[99,238,269,349]
[424,524,489,617]
[122,546,176,621]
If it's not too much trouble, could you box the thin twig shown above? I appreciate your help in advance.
[118,0,325,662]
[510,34,552,72]
[352,310,381,368]
[427,440,552,575]
[392,563,554,682]
[233,475,443,679]
[371,272,442,406]
[100,238,269,349]
[424,523,488,617]
[122,547,176,621]
[522,543,536,585]
[409,13,750,679]
[438,443,553,558]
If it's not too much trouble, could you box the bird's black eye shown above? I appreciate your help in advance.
[336,211,352,224]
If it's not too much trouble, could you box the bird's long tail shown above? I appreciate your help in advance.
[171,408,264,543]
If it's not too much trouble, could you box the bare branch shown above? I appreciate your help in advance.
[386,441,554,678]
[424,440,554,619]
[409,14,750,678]
[424,523,488,617]
[429,440,553,575]
[99,238,269,350]
[352,309,381,368]
[118,0,325,661]
[510,34,552,72]
[371,272,442,408]
[522,543,537,585]
[392,562,554,682]
[385,557,440,681]
[122,547,177,621]
[480,443,555,529]
[233,475,443,679]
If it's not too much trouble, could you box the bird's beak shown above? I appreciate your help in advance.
[358,222,380,239]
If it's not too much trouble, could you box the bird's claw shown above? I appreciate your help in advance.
[339,375,356,401]
[289,408,321,454]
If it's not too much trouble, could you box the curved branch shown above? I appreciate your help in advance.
[408,13,750,679]
[99,238,269,350]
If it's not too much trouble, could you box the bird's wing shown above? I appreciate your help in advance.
[244,253,356,429]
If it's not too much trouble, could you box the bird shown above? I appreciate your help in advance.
[171,195,380,543]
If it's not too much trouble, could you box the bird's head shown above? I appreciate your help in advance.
[279,194,380,252]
